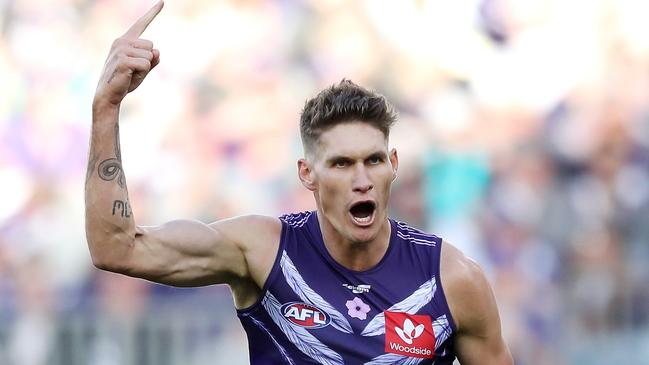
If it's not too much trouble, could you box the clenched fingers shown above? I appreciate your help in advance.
[122,47,160,70]
[108,39,155,64]
[94,1,163,106]
[128,57,152,73]
[125,48,154,62]
[114,56,151,74]
[131,39,154,51]
[151,49,161,69]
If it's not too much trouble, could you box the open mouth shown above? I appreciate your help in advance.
[349,201,376,226]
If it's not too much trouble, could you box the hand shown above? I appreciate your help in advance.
[94,1,164,109]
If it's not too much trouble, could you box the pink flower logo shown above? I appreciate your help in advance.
[346,297,371,320]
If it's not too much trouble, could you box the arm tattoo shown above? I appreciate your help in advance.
[98,158,125,187]
[112,200,131,218]
[97,123,125,188]
[107,69,118,84]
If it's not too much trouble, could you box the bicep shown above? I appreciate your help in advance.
[122,219,249,287]
[453,288,512,365]
[442,243,513,364]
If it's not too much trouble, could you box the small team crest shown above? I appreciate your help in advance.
[281,302,331,329]
[384,311,435,359]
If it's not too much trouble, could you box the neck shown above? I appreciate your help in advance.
[316,210,392,271]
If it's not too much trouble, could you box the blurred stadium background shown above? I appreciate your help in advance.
[1,0,649,364]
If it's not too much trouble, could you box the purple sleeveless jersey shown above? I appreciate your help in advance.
[237,211,457,364]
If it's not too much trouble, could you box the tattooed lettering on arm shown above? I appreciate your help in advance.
[107,69,119,85]
[97,123,125,188]
[112,200,131,218]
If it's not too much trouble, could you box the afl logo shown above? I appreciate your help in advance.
[281,302,331,329]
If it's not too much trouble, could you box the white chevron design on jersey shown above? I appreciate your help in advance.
[246,314,296,365]
[281,211,312,228]
[262,292,344,365]
[280,251,353,334]
[363,353,424,365]
[395,221,439,247]
[432,315,452,350]
[361,278,437,336]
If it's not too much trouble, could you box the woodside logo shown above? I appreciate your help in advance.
[384,312,435,359]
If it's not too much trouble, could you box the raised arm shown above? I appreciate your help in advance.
[441,242,514,365]
[84,2,280,300]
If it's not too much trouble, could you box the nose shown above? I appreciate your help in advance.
[352,166,373,193]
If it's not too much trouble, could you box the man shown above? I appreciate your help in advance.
[85,2,513,364]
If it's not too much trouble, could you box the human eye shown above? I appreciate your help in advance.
[367,154,383,165]
[332,158,350,168]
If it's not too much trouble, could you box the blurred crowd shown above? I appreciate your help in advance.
[1,0,649,364]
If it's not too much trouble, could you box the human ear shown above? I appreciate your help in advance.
[389,148,398,181]
[298,158,317,191]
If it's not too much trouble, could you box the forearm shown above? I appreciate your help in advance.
[85,102,136,269]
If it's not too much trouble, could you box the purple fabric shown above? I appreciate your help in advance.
[237,211,457,364]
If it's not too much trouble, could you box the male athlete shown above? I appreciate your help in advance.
[85,2,513,364]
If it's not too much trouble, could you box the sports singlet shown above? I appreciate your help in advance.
[237,211,457,364]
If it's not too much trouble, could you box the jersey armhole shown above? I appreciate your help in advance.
[236,219,288,314]
[435,239,458,334]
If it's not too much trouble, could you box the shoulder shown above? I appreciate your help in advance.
[210,215,282,298]
[440,241,495,334]
[209,214,282,252]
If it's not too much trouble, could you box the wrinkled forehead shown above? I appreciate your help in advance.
[311,122,389,161]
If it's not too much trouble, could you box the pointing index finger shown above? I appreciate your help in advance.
[124,1,164,39]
